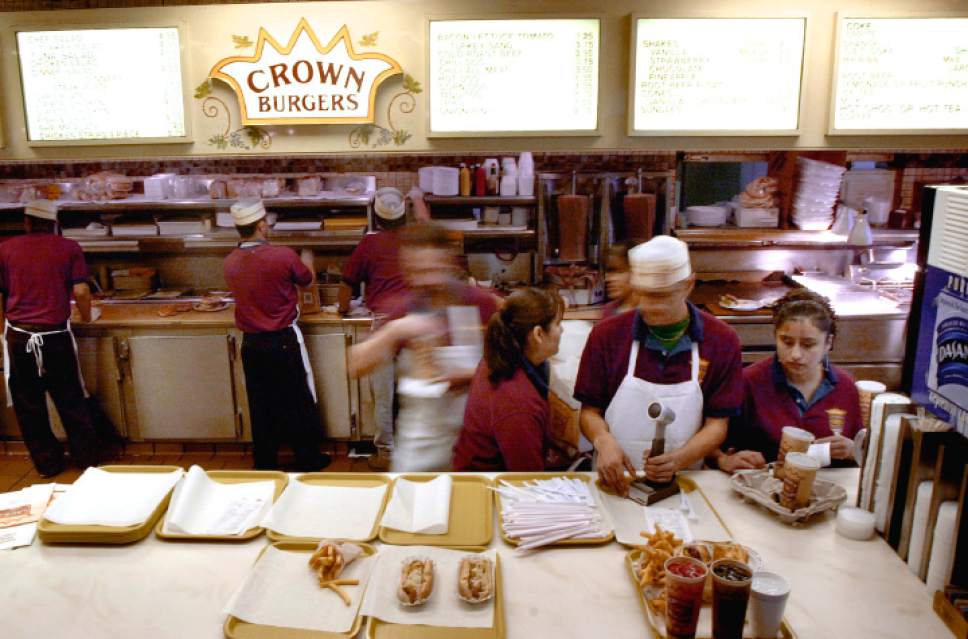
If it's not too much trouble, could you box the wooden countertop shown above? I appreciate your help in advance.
[73,303,373,330]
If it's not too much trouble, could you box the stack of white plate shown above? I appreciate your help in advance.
[792,158,846,230]
[684,205,729,227]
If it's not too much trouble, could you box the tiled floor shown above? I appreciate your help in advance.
[0,442,373,492]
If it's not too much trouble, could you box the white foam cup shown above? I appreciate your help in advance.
[750,571,790,638]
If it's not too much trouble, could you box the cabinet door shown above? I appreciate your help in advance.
[48,336,127,439]
[305,333,353,438]
[126,335,238,439]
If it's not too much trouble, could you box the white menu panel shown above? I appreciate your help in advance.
[429,18,599,134]
[631,18,805,134]
[17,27,188,142]
[831,17,968,133]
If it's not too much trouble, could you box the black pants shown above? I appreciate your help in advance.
[6,326,101,476]
[241,328,325,471]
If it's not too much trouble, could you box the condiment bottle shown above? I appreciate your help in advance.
[474,164,487,197]
[459,163,471,197]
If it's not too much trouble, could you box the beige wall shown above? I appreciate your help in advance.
[1,0,966,161]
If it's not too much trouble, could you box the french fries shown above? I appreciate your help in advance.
[634,525,684,610]
[308,541,362,606]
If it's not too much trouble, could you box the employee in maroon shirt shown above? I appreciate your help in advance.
[0,200,100,477]
[602,241,638,319]
[338,187,408,470]
[223,200,329,472]
[349,222,499,471]
[713,289,862,472]
[574,236,743,494]
[453,288,563,471]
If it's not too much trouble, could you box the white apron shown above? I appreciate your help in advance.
[2,319,89,408]
[599,339,704,471]
[393,306,481,472]
[289,307,317,405]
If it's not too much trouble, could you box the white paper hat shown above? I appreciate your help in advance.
[374,187,405,221]
[230,199,267,226]
[24,199,58,221]
[629,235,692,289]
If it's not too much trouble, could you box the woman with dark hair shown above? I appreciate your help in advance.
[713,289,863,472]
[452,288,563,471]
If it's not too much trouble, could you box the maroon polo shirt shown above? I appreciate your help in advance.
[573,304,744,418]
[601,299,624,320]
[224,242,313,333]
[0,232,88,326]
[386,283,499,328]
[341,229,408,316]
[728,356,863,462]
[453,362,549,471]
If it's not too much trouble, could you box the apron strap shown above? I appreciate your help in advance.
[290,306,318,405]
[690,342,700,382]
[626,340,640,377]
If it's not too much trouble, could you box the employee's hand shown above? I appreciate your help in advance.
[716,449,767,473]
[594,432,635,496]
[816,435,854,460]
[645,450,682,484]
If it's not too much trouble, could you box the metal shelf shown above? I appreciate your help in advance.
[0,194,372,213]
[424,195,537,206]
[76,229,366,254]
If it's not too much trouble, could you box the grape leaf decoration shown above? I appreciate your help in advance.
[403,74,422,95]
[232,35,254,49]
[194,81,212,99]
[358,32,379,47]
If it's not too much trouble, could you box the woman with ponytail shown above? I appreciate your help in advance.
[712,289,863,472]
[452,288,563,471]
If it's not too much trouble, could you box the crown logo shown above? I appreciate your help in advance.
[210,19,402,125]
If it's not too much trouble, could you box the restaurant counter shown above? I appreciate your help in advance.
[0,469,948,639]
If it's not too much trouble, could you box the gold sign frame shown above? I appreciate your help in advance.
[209,18,403,126]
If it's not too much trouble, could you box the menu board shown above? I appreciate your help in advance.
[428,18,599,135]
[631,18,805,135]
[16,27,188,142]
[831,17,968,133]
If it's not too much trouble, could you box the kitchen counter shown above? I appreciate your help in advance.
[0,469,948,639]
[72,302,374,331]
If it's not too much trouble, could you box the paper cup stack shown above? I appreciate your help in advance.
[855,380,887,429]
[792,158,846,230]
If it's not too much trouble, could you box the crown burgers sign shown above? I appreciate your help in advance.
[210,19,402,125]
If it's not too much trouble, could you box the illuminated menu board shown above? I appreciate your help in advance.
[16,27,188,143]
[630,18,805,135]
[830,16,968,134]
[428,18,600,135]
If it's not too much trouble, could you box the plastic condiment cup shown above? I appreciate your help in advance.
[779,452,821,510]
[750,571,790,638]
[664,556,708,639]
[775,426,815,480]
[710,559,753,639]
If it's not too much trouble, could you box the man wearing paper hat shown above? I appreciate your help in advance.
[0,200,102,476]
[574,235,744,494]
[223,199,330,471]
[338,187,408,470]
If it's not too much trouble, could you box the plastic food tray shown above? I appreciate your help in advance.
[266,473,392,543]
[155,470,288,542]
[224,541,376,639]
[730,467,847,525]
[37,465,181,545]
[379,475,493,547]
